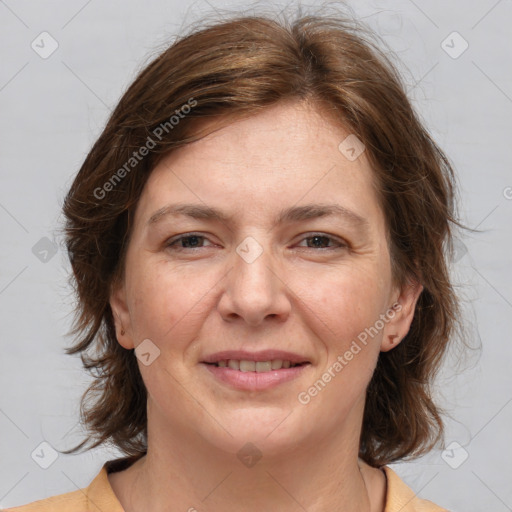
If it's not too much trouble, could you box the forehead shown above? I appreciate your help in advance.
[135,101,384,228]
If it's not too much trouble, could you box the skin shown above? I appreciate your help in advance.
[109,99,422,512]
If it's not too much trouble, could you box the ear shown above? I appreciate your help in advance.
[380,279,423,353]
[110,279,135,350]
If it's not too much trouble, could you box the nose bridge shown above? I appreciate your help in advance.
[218,235,290,324]
[236,242,274,292]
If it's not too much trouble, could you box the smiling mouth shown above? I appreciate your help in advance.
[204,359,309,372]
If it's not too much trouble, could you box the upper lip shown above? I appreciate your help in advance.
[202,350,310,364]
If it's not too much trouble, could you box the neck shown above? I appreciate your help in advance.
[112,401,385,512]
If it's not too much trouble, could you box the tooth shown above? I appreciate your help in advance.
[256,361,272,372]
[228,359,240,370]
[221,359,298,371]
[271,359,283,370]
[240,360,256,372]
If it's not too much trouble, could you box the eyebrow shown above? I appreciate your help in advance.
[147,203,369,229]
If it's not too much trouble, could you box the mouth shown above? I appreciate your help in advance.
[200,351,311,390]
[204,359,308,371]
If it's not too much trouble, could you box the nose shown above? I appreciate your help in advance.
[217,243,291,326]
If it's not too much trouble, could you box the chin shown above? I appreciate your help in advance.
[198,406,313,457]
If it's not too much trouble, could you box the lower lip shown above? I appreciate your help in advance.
[202,363,309,391]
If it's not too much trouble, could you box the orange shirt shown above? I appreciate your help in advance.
[4,458,447,511]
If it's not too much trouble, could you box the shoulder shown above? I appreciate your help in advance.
[2,488,88,512]
[383,466,448,512]
[2,462,124,512]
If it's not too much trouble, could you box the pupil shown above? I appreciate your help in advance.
[309,236,327,248]
[184,236,201,248]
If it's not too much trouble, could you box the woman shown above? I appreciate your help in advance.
[7,9,459,512]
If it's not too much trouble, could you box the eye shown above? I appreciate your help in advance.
[296,233,347,250]
[164,233,346,252]
[165,233,214,250]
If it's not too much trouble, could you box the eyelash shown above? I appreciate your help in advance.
[165,233,347,251]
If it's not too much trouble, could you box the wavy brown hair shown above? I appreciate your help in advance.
[61,9,460,467]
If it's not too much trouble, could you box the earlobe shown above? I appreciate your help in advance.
[110,282,134,350]
[381,332,403,352]
[380,280,423,352]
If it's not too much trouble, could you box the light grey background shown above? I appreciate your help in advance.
[1,1,511,511]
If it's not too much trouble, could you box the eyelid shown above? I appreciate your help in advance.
[165,232,214,249]
[294,232,348,249]
[165,232,348,251]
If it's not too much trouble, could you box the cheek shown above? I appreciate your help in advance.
[125,256,215,344]
[289,267,389,428]
[292,264,389,349]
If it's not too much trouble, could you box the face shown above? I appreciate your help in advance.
[110,100,421,457]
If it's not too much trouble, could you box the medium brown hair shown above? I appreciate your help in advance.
[62,9,460,467]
